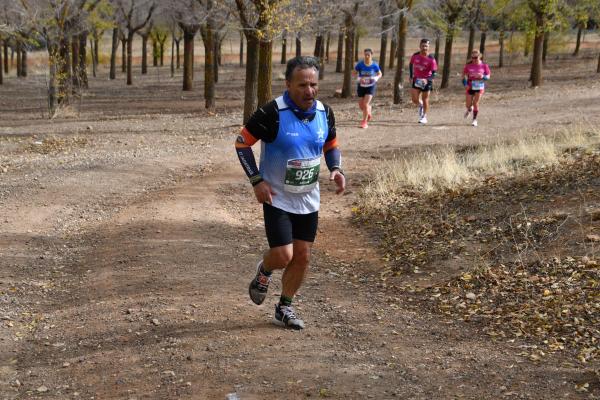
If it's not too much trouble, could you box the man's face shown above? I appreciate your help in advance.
[471,50,480,60]
[364,51,372,61]
[420,42,429,53]
[286,67,318,111]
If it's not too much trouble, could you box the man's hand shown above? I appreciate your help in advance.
[329,170,346,195]
[253,181,275,204]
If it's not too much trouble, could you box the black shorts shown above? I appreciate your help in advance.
[357,85,376,97]
[411,79,433,92]
[467,89,483,96]
[263,203,319,248]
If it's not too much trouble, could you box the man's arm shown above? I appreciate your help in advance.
[323,106,345,195]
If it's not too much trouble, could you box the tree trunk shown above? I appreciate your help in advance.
[341,20,354,98]
[441,32,454,89]
[479,31,486,55]
[94,37,99,69]
[3,41,7,74]
[314,34,322,57]
[203,24,215,109]
[58,34,72,104]
[110,28,118,79]
[152,38,158,67]
[335,30,343,73]
[354,31,359,61]
[121,39,127,72]
[573,26,582,56]
[393,10,408,103]
[295,34,301,57]
[183,30,194,91]
[141,35,148,74]
[498,30,505,68]
[281,30,287,64]
[160,40,165,66]
[90,38,97,78]
[389,32,396,69]
[243,34,259,123]
[20,49,27,77]
[78,33,88,88]
[257,39,273,107]
[239,31,244,67]
[72,38,80,86]
[434,35,440,62]
[530,23,544,87]
[127,34,133,85]
[467,26,475,61]
[542,32,548,65]
[48,45,57,114]
[325,32,331,63]
[318,34,325,80]
[379,16,390,75]
[0,41,3,84]
[170,36,175,77]
[524,32,531,57]
[597,51,600,73]
[213,37,219,83]
[176,40,181,69]
[16,43,21,77]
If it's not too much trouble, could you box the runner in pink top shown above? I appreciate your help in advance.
[409,38,438,124]
[462,49,491,127]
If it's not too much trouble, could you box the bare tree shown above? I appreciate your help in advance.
[115,0,156,85]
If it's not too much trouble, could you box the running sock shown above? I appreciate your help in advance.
[473,107,479,119]
[279,295,293,306]
[260,263,272,276]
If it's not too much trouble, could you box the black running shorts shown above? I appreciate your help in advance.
[357,84,376,97]
[263,203,319,248]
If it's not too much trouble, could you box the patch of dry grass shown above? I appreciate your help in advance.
[360,126,600,212]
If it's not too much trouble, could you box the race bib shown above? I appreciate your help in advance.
[360,77,373,87]
[284,157,320,193]
[415,79,428,89]
[471,80,484,90]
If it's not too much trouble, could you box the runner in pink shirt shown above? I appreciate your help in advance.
[409,38,438,124]
[462,49,491,127]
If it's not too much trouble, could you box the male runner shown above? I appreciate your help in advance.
[462,49,491,127]
[409,39,438,124]
[353,48,382,129]
[235,56,346,330]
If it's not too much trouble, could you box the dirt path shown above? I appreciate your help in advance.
[2,60,599,399]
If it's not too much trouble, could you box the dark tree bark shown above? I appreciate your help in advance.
[498,30,505,68]
[335,30,343,73]
[201,3,215,109]
[16,42,22,77]
[354,31,359,61]
[467,27,475,61]
[479,31,486,55]
[281,30,287,64]
[389,31,396,70]
[295,33,301,57]
[542,32,549,65]
[20,49,27,77]
[597,51,600,73]
[257,39,273,107]
[393,7,408,103]
[176,38,181,69]
[182,29,196,91]
[126,33,134,85]
[325,32,331,63]
[530,26,544,87]
[441,33,454,89]
[314,34,322,57]
[110,28,119,80]
[121,38,127,72]
[239,30,244,67]
[243,34,259,123]
[71,37,80,86]
[0,41,3,84]
[170,35,175,77]
[78,33,88,88]
[3,41,8,74]
[434,35,440,62]
[573,26,582,56]
[140,33,149,74]
[152,37,158,66]
[379,9,391,75]
[341,11,355,98]
[318,33,325,80]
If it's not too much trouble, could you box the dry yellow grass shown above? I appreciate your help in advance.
[360,126,600,211]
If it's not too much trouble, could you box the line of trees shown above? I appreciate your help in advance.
[0,0,599,120]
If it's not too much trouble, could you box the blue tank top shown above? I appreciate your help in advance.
[260,96,328,214]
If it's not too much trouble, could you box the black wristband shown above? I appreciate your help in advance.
[250,175,264,186]
[333,167,344,176]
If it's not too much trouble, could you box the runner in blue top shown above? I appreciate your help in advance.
[353,48,382,129]
[235,56,346,330]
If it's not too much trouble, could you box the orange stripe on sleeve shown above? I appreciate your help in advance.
[323,137,339,153]
[235,127,259,148]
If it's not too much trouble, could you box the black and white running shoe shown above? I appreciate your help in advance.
[273,303,305,330]
[248,260,271,305]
